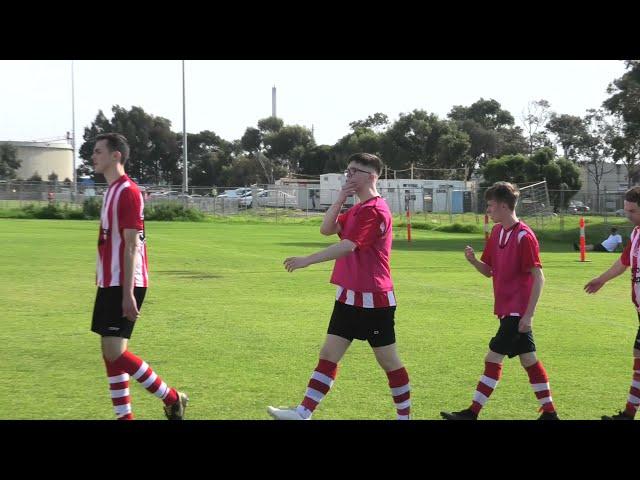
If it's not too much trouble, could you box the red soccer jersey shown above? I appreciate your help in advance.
[330,196,395,308]
[480,221,542,317]
[96,174,149,288]
[620,226,640,311]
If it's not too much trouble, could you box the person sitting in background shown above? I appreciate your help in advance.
[574,227,623,252]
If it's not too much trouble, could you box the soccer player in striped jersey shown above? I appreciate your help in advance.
[585,186,640,420]
[441,182,559,420]
[267,153,411,420]
[90,133,188,420]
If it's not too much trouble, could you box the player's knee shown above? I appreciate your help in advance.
[519,352,538,368]
[378,358,402,372]
[373,351,402,371]
[101,340,126,362]
[102,349,122,362]
[485,351,504,364]
[319,349,339,363]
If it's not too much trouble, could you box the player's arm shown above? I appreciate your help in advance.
[284,239,356,272]
[319,179,357,236]
[519,267,544,333]
[464,245,492,277]
[584,259,628,294]
[122,228,140,321]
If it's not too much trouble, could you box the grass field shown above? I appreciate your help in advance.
[0,217,637,420]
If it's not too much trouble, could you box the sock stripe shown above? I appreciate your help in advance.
[473,390,489,405]
[108,373,129,384]
[132,361,149,380]
[480,375,499,389]
[391,384,411,396]
[110,388,130,399]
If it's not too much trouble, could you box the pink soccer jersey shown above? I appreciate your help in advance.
[620,226,640,311]
[330,196,395,308]
[480,221,542,317]
[96,174,149,288]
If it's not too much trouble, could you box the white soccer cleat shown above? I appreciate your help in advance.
[267,406,309,420]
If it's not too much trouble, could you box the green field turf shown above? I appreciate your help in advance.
[0,218,637,419]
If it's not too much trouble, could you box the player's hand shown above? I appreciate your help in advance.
[284,256,310,273]
[464,245,476,263]
[337,180,357,203]
[122,294,139,322]
[518,315,533,333]
[584,277,605,294]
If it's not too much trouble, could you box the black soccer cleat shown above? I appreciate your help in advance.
[538,411,560,420]
[601,410,634,421]
[440,408,478,420]
[164,391,189,420]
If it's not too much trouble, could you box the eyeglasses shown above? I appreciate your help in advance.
[344,167,373,177]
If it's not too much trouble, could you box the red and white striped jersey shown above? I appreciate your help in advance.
[620,226,640,311]
[96,174,149,288]
[335,286,397,309]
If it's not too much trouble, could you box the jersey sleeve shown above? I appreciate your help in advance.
[336,212,348,239]
[519,233,542,272]
[118,188,144,231]
[620,239,632,266]
[480,234,494,267]
[340,206,382,250]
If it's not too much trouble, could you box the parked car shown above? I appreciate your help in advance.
[256,190,297,208]
[218,188,264,207]
[217,188,252,199]
[568,205,590,214]
[239,189,265,207]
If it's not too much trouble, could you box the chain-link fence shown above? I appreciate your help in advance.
[0,179,632,229]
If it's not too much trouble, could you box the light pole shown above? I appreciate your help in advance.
[182,60,188,194]
[71,60,77,195]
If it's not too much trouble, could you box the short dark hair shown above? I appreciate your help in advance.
[95,133,130,165]
[484,181,520,211]
[625,186,640,206]
[611,227,618,233]
[348,153,383,175]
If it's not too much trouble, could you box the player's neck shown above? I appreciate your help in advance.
[104,164,126,186]
[357,185,379,203]
[500,213,519,230]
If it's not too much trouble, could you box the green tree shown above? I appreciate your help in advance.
[448,98,529,177]
[182,130,234,187]
[79,106,180,184]
[482,154,531,185]
[546,113,589,160]
[604,60,640,126]
[349,113,389,132]
[521,99,553,155]
[299,145,333,176]
[382,109,470,179]
[257,116,284,134]
[578,109,616,209]
[332,127,384,171]
[28,171,43,182]
[0,143,21,179]
[241,127,262,154]
[263,124,315,173]
[604,61,640,187]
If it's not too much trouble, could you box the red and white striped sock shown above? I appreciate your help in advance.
[470,362,502,416]
[525,361,556,413]
[386,367,411,420]
[104,357,133,420]
[111,350,179,406]
[623,357,640,418]
[296,359,338,419]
